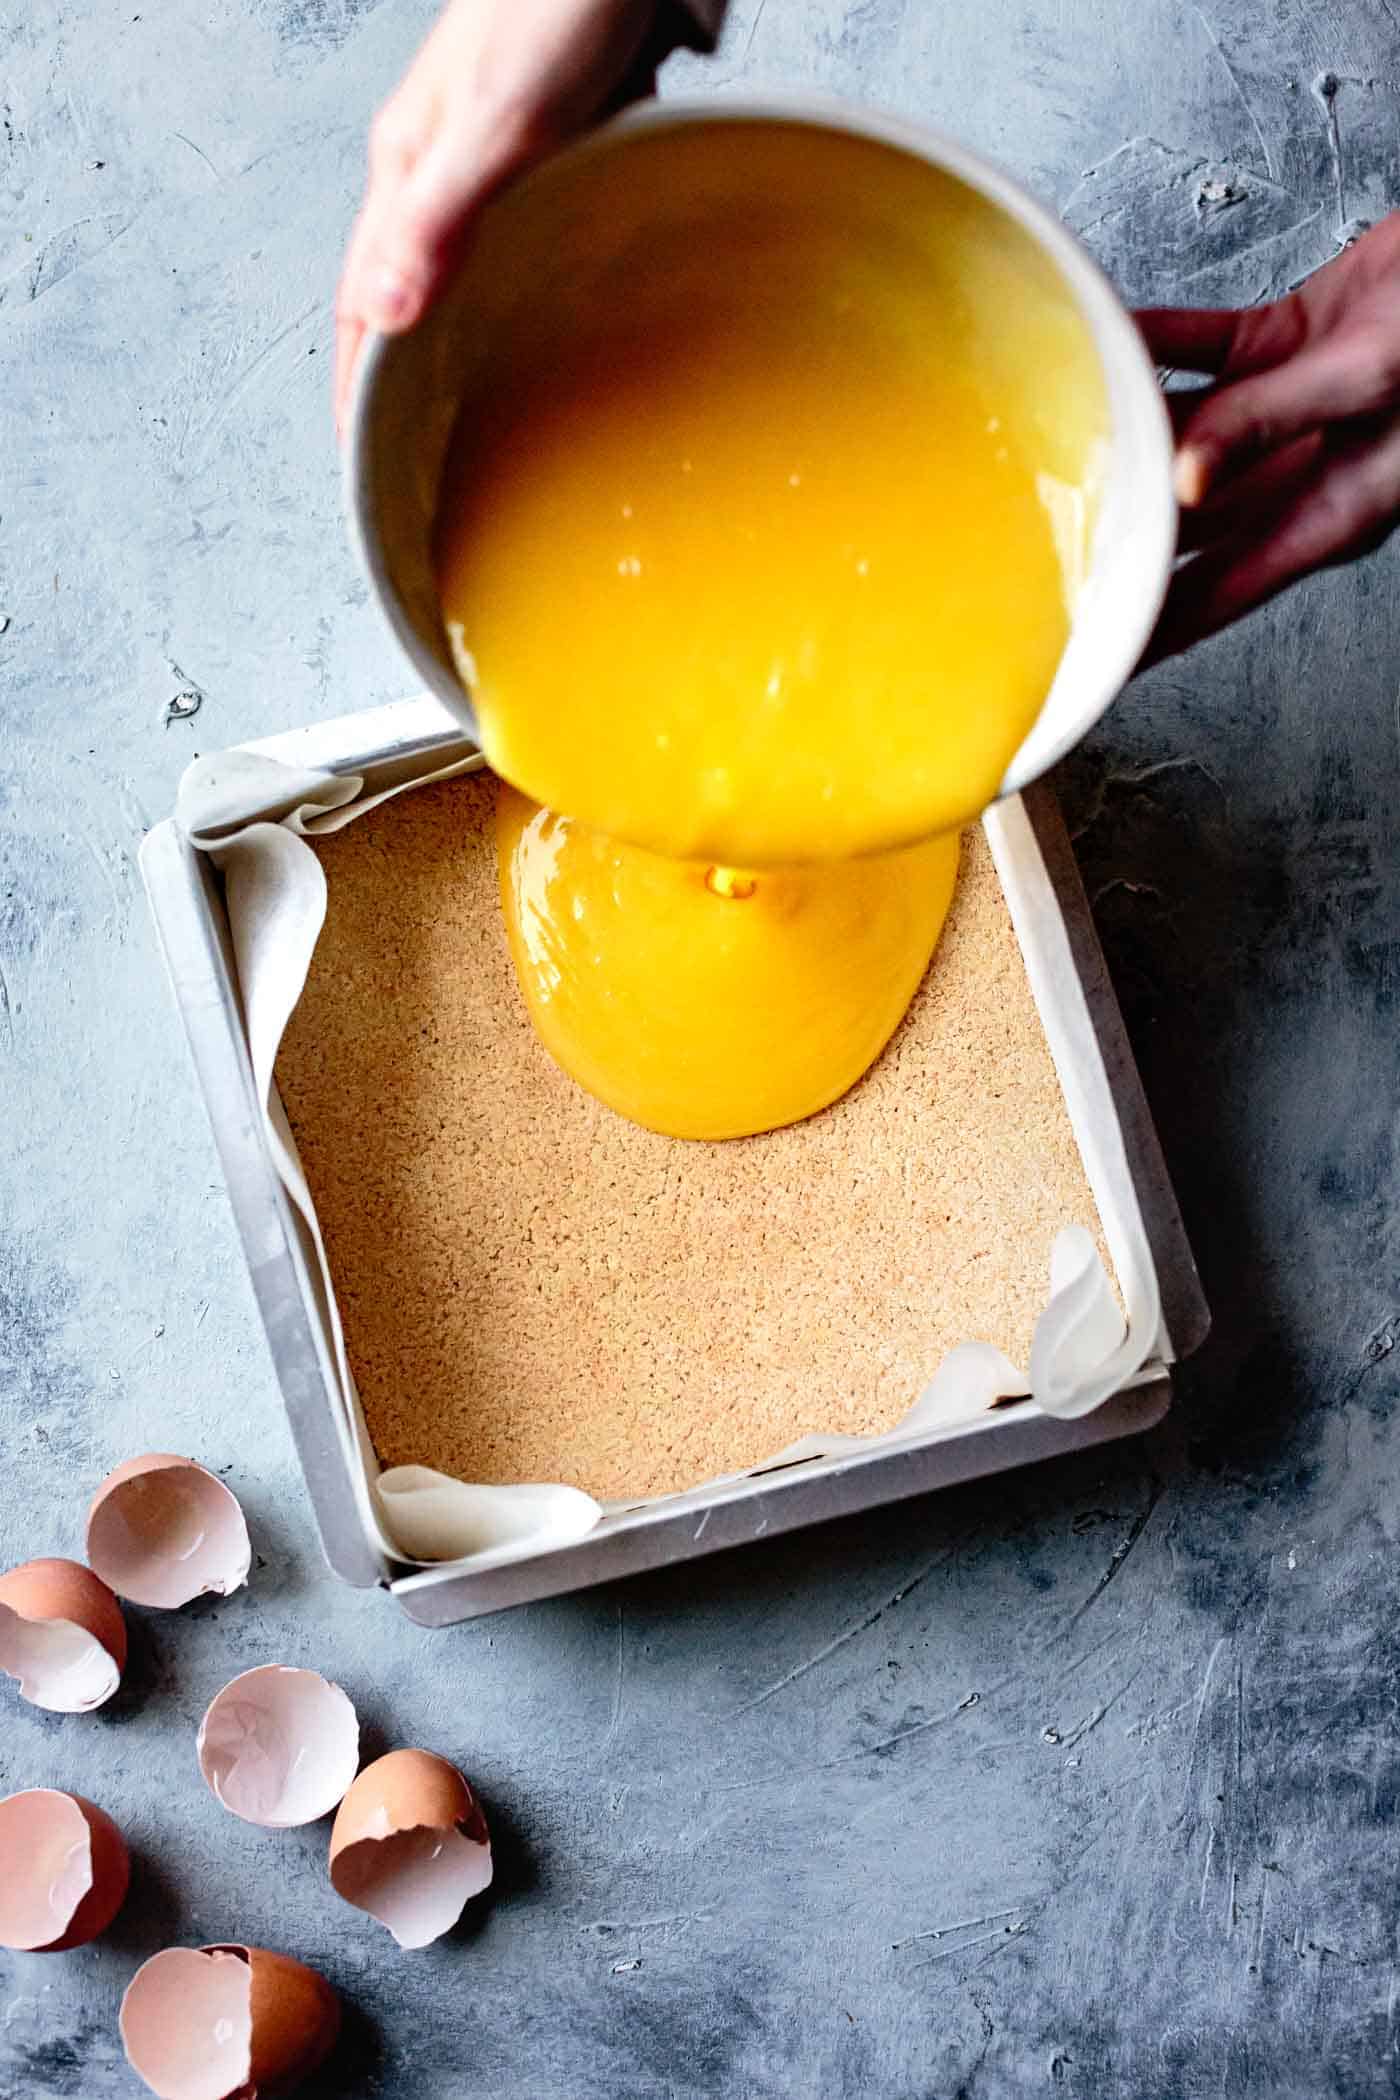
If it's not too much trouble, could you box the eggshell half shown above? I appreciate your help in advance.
[197,1665,359,1827]
[0,1558,126,1712]
[86,1454,251,1609]
[329,1749,493,1949]
[241,1945,341,2093]
[120,1944,339,2099]
[0,1789,130,1951]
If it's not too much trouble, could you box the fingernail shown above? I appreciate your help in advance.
[367,268,413,331]
[1174,444,1211,508]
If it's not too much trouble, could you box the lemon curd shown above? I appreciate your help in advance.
[498,786,959,1142]
[434,122,1107,1139]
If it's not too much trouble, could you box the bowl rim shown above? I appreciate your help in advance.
[343,88,1177,793]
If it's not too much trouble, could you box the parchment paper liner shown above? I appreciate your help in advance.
[178,742,1162,1567]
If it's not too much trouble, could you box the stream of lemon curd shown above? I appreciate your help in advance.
[434,123,1108,1141]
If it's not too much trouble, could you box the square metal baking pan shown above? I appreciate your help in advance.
[140,696,1207,1625]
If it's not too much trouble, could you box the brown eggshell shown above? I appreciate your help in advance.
[329,1749,492,1949]
[240,1946,342,2093]
[86,1453,251,1609]
[0,1789,130,1951]
[0,1558,127,1712]
[121,1944,339,2099]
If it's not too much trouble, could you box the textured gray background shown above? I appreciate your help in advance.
[4,1,1400,2094]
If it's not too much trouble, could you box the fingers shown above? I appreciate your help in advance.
[1136,222,1400,645]
[333,83,434,433]
[1175,431,1325,553]
[1137,307,1241,372]
[1138,292,1307,384]
[342,0,659,351]
[333,0,672,442]
[1164,386,1211,440]
[335,143,439,429]
[341,94,444,341]
[1146,412,1400,661]
[1176,326,1400,506]
[333,308,367,439]
[1141,291,1315,500]
[1140,301,1305,500]
[334,208,377,435]
[333,84,527,432]
[367,105,538,331]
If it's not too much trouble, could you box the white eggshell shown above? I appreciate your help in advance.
[197,1665,359,1827]
[86,1455,251,1610]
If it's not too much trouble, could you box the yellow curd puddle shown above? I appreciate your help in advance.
[435,123,1106,1139]
[498,786,959,1142]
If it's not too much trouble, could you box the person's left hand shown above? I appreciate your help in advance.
[1138,211,1400,661]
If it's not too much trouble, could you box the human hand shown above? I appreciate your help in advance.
[335,0,695,432]
[1138,211,1400,660]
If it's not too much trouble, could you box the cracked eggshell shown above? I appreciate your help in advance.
[197,1665,359,1828]
[329,1748,493,1949]
[0,1789,130,1952]
[120,1944,340,2100]
[86,1454,252,1609]
[0,1557,126,1712]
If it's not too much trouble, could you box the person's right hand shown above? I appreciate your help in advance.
[1139,211,1400,660]
[335,0,693,433]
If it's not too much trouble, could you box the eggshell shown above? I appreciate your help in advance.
[197,1665,359,1827]
[86,1454,251,1609]
[241,1945,341,2092]
[329,1749,492,1949]
[0,1789,130,1951]
[0,1557,126,1712]
[120,1943,340,2099]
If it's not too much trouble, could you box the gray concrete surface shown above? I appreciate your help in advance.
[4,1,1400,2094]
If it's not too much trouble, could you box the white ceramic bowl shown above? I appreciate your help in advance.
[344,94,1175,805]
